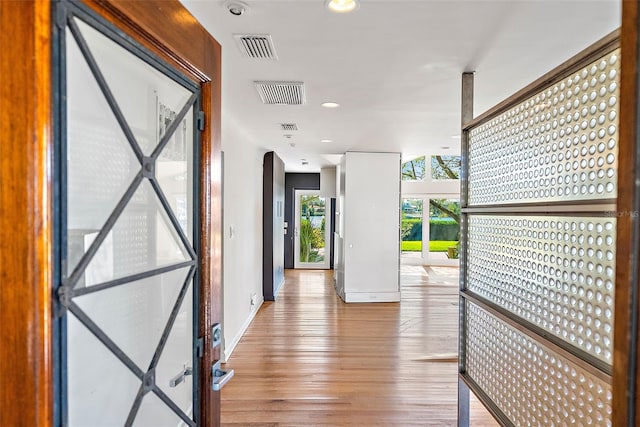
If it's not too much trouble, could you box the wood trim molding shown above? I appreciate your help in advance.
[86,0,212,83]
[0,1,53,426]
[614,1,639,426]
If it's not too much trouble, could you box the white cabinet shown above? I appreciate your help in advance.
[335,152,400,303]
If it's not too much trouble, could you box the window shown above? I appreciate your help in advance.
[428,198,460,258]
[401,199,423,257]
[431,155,461,180]
[401,156,426,181]
[401,198,460,261]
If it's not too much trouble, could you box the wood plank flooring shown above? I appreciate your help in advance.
[221,266,498,426]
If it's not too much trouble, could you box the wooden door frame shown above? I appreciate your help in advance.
[0,1,222,425]
[0,2,54,425]
[614,1,640,425]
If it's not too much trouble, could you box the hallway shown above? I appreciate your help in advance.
[221,267,497,426]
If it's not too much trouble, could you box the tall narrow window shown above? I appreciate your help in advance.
[428,198,460,260]
[401,198,423,258]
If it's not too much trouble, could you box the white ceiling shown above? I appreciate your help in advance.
[181,0,621,172]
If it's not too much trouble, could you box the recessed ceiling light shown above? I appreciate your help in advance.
[440,146,450,150]
[226,1,248,16]
[321,102,340,108]
[326,0,359,13]
[451,135,461,139]
[321,139,333,143]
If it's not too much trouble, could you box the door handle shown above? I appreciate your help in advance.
[211,361,234,392]
[169,365,193,387]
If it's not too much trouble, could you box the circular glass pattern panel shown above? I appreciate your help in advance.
[465,301,612,426]
[468,49,620,206]
[467,215,616,364]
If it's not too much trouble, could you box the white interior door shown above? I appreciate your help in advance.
[294,190,330,269]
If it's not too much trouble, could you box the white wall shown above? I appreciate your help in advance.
[339,152,401,303]
[222,115,266,361]
[334,160,345,297]
[402,179,459,195]
[320,166,337,198]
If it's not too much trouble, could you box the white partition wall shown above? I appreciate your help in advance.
[336,152,400,303]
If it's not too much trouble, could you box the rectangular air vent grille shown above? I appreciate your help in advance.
[280,123,298,131]
[233,34,278,60]
[254,81,306,105]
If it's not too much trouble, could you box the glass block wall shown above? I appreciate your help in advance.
[460,47,619,426]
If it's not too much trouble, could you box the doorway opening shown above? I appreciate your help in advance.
[294,190,331,269]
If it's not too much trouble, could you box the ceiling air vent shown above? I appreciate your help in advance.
[233,34,278,60]
[280,123,298,131]
[254,81,306,105]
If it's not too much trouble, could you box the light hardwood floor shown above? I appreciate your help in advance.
[221,266,498,426]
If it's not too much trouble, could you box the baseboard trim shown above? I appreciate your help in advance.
[223,298,264,362]
[344,291,400,303]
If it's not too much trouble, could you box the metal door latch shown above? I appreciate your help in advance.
[169,365,193,388]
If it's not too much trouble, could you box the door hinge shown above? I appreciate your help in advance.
[196,337,205,358]
[196,111,205,131]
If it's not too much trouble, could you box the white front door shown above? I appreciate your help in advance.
[294,190,331,269]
